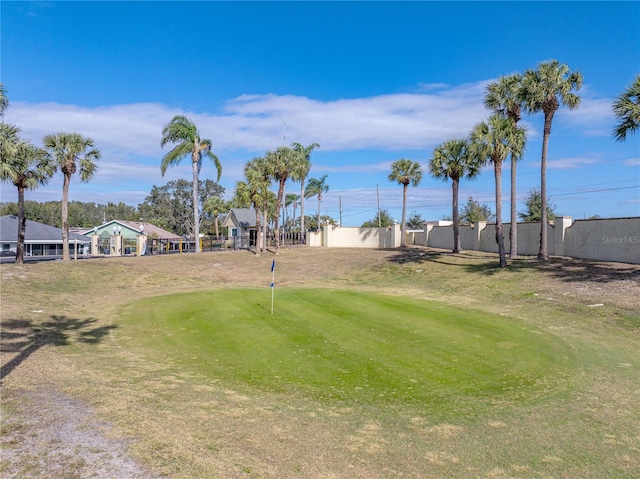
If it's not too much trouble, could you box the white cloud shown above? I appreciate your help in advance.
[545,156,603,170]
[557,85,616,137]
[5,81,491,158]
[319,161,392,174]
[5,81,627,220]
[623,157,640,167]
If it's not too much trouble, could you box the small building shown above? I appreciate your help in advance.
[82,220,182,255]
[0,215,91,258]
[222,208,265,248]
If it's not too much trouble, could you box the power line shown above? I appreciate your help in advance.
[550,185,639,197]
[550,178,638,192]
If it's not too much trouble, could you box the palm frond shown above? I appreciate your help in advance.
[160,142,192,176]
[612,75,640,141]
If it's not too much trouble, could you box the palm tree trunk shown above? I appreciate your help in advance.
[292,203,297,234]
[317,195,321,230]
[539,112,554,261]
[16,186,26,264]
[400,184,408,248]
[254,208,262,256]
[494,161,507,268]
[509,154,518,259]
[262,200,269,252]
[299,182,305,243]
[274,179,286,254]
[61,174,71,261]
[452,178,461,253]
[214,215,219,239]
[192,158,201,253]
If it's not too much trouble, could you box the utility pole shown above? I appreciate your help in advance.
[377,184,381,227]
[339,196,343,226]
[282,122,286,146]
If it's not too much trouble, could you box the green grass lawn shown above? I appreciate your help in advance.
[2,250,638,478]
[118,288,575,417]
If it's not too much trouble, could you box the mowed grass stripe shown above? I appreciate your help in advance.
[117,288,574,411]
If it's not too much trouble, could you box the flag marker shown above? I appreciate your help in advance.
[270,260,276,314]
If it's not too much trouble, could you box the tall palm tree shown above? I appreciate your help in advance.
[43,132,101,261]
[1,140,55,263]
[161,115,222,253]
[265,146,300,254]
[485,73,525,258]
[520,60,582,260]
[244,156,271,254]
[305,175,329,231]
[388,159,423,248]
[471,115,526,268]
[612,74,640,142]
[430,140,481,253]
[291,142,319,241]
[0,84,9,117]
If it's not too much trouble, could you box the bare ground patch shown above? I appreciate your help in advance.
[1,387,164,479]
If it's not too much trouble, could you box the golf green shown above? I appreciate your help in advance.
[117,288,574,411]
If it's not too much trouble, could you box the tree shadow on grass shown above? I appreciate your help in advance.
[0,315,117,382]
[463,256,640,284]
[386,246,640,283]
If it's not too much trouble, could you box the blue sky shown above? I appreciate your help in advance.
[2,1,639,226]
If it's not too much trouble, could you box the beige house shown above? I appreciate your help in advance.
[222,208,266,249]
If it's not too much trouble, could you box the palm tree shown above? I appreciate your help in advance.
[485,73,525,258]
[1,140,55,263]
[429,140,481,253]
[160,115,222,253]
[471,114,526,267]
[43,132,101,261]
[243,156,272,254]
[388,159,423,248]
[520,60,582,260]
[0,84,9,117]
[285,193,300,232]
[203,196,228,239]
[612,74,640,142]
[234,179,262,255]
[265,146,300,254]
[291,142,319,241]
[304,175,329,231]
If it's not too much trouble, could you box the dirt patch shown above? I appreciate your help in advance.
[1,388,164,479]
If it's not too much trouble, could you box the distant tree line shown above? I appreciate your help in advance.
[0,200,138,228]
[0,178,226,237]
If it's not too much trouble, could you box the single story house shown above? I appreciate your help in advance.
[1,215,91,258]
[222,208,266,248]
[81,220,182,255]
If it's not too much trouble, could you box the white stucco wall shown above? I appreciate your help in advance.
[564,217,640,263]
[323,225,400,248]
[308,217,639,264]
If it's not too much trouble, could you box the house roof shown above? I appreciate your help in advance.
[81,220,181,239]
[0,215,91,243]
[222,208,264,228]
[116,220,181,239]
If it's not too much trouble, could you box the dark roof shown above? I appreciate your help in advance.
[224,208,265,228]
[0,215,91,243]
